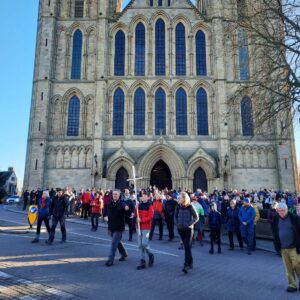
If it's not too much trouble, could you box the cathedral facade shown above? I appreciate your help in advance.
[24,0,299,192]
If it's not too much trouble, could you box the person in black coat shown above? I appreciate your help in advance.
[122,189,135,241]
[208,202,222,254]
[226,199,243,250]
[163,194,178,241]
[273,202,300,293]
[104,190,129,267]
[46,188,69,245]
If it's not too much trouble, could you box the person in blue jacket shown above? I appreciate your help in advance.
[32,190,52,243]
[239,198,255,255]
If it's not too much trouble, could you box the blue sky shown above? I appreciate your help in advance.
[0,0,299,189]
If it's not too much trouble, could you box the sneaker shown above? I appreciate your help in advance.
[286,286,297,293]
[45,240,53,245]
[137,260,146,270]
[32,238,39,243]
[119,254,128,261]
[105,260,113,267]
[182,266,188,274]
[148,254,154,267]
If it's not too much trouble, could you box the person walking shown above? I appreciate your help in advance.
[46,188,69,245]
[226,199,243,250]
[104,190,129,267]
[273,202,300,293]
[175,192,199,274]
[32,190,51,243]
[135,192,155,270]
[81,189,91,219]
[22,190,30,211]
[191,195,204,246]
[239,198,255,255]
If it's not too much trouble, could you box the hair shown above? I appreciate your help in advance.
[179,192,191,207]
[276,202,288,210]
[112,189,121,195]
[42,190,49,198]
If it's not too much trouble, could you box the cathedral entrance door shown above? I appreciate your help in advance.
[193,167,207,192]
[150,160,172,190]
[115,167,129,190]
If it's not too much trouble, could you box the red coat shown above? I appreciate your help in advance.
[135,202,154,230]
[91,198,101,214]
[81,192,91,204]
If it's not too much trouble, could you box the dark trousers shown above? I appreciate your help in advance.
[210,228,221,250]
[36,217,50,235]
[165,216,175,239]
[125,216,133,239]
[81,203,90,219]
[108,231,127,262]
[22,199,28,211]
[253,225,257,250]
[178,228,193,267]
[228,230,243,249]
[91,213,99,229]
[49,216,66,242]
[150,218,163,239]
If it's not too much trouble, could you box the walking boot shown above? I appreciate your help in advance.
[137,259,146,270]
[32,234,40,243]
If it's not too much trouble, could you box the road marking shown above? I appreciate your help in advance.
[19,297,38,300]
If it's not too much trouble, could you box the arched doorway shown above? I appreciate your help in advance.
[193,167,207,192]
[115,167,129,191]
[150,160,172,190]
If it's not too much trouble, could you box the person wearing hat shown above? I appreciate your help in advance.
[46,188,69,245]
[238,198,255,255]
[273,202,300,293]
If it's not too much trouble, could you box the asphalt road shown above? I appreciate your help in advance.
[0,205,299,300]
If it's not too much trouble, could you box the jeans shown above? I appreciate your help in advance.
[91,213,99,229]
[228,230,243,249]
[108,231,127,262]
[240,224,254,252]
[49,216,66,242]
[178,227,193,267]
[139,230,153,261]
[150,218,163,239]
[36,217,50,235]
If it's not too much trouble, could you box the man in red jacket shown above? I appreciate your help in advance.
[135,192,154,270]
[81,189,91,219]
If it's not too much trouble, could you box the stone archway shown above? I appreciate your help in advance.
[150,160,172,190]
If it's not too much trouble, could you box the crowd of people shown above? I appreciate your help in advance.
[21,186,300,291]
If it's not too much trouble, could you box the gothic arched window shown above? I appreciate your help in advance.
[113,88,124,136]
[241,96,254,136]
[134,88,145,135]
[155,19,166,75]
[150,0,153,6]
[197,88,208,135]
[74,0,84,18]
[176,88,187,135]
[196,30,207,76]
[238,30,250,80]
[135,23,145,76]
[155,88,166,135]
[114,30,125,76]
[176,23,186,75]
[67,96,80,136]
[158,0,163,6]
[71,29,83,79]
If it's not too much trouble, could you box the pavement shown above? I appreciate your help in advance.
[0,204,299,300]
